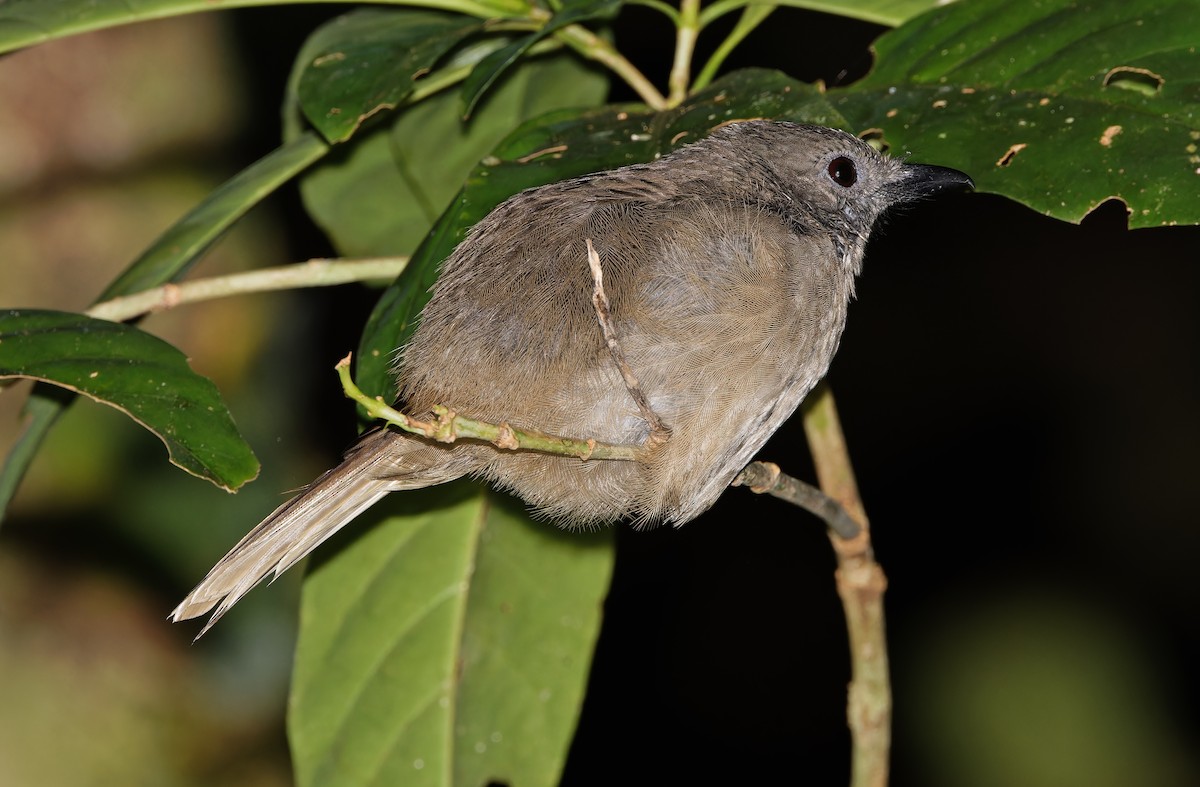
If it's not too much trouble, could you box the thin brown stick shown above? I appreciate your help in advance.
[733,461,861,539]
[586,239,671,447]
[86,257,408,323]
[801,383,890,787]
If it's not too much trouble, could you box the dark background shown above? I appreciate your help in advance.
[0,6,1195,786]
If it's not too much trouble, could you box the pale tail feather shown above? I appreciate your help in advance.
[171,430,472,637]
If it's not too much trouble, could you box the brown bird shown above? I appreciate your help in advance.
[172,121,972,633]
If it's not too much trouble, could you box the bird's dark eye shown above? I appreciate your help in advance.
[827,156,857,187]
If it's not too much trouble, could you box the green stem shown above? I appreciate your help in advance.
[0,393,69,521]
[697,0,755,28]
[555,24,667,110]
[481,18,546,33]
[337,355,644,461]
[667,0,702,107]
[693,4,775,91]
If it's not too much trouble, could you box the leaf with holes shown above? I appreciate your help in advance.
[831,0,1200,227]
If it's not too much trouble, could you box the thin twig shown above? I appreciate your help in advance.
[733,461,860,539]
[801,383,890,787]
[554,24,668,110]
[86,257,409,323]
[586,239,671,446]
[697,0,756,28]
[692,4,776,91]
[337,354,644,462]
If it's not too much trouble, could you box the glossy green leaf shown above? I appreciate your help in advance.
[459,37,542,120]
[356,68,846,398]
[0,0,521,56]
[0,0,936,59]
[458,0,621,118]
[711,0,950,28]
[290,485,614,787]
[831,0,1200,228]
[295,9,486,144]
[0,310,258,491]
[295,46,608,259]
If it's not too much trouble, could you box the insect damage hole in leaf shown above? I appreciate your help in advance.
[1102,66,1165,97]
[996,143,1027,167]
[858,128,889,154]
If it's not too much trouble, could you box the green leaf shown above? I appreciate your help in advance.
[831,0,1200,228]
[295,9,487,144]
[296,47,608,259]
[0,310,258,491]
[356,68,846,397]
[458,0,621,117]
[290,485,614,787]
[459,37,542,120]
[709,0,950,28]
[0,0,522,56]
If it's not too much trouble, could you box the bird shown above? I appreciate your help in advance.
[172,120,973,634]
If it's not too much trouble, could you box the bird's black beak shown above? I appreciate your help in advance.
[895,163,975,201]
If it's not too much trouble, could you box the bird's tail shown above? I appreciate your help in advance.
[171,429,475,637]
